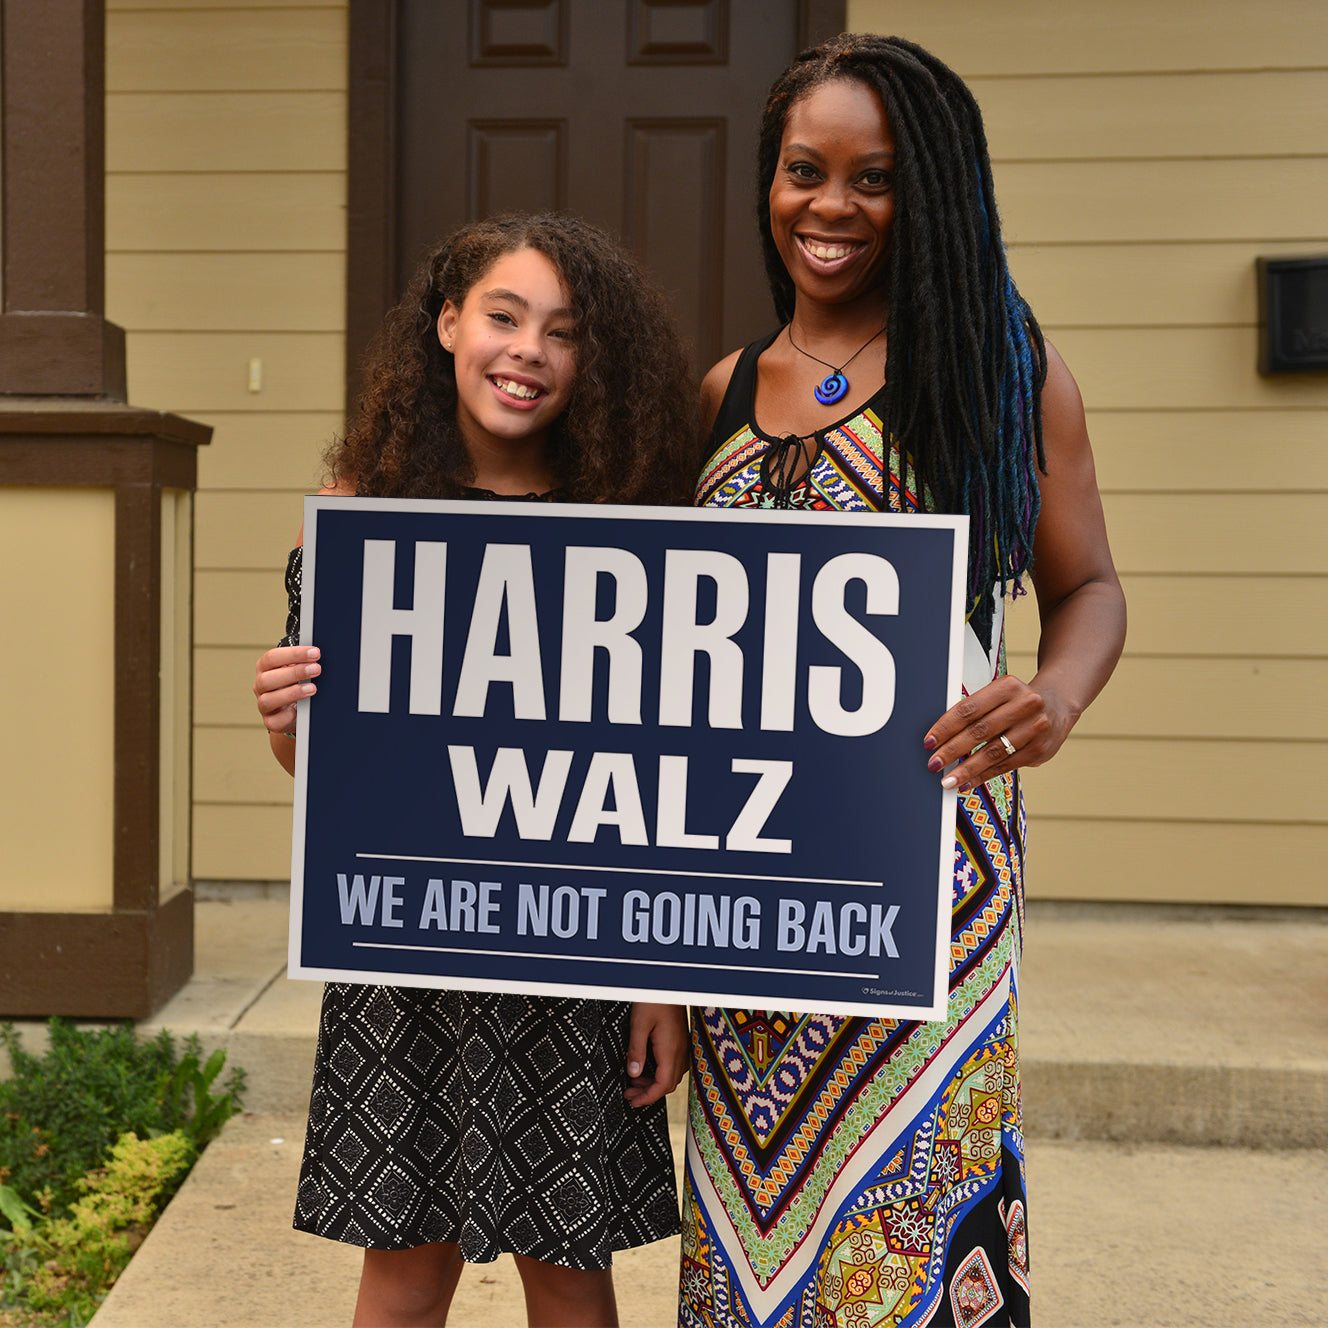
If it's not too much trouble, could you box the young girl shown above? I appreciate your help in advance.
[253,213,699,1327]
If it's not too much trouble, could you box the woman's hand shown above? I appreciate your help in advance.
[624,1003,689,1108]
[254,645,321,775]
[924,674,1073,795]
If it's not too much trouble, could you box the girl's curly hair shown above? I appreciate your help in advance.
[330,213,700,505]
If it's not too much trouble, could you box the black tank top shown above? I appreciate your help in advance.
[696,331,896,513]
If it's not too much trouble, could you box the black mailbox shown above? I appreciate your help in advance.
[1257,256,1328,374]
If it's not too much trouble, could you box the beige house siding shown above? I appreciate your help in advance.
[104,0,1327,901]
[850,0,1328,903]
[105,0,348,881]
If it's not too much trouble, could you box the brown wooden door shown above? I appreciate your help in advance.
[347,0,846,393]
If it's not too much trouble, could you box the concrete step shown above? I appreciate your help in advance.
[10,892,1322,1152]
[131,892,1327,1150]
[1019,902,1327,1148]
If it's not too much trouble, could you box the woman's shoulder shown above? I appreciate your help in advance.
[1040,339,1081,404]
[700,329,782,433]
[1037,339,1089,464]
[700,348,745,433]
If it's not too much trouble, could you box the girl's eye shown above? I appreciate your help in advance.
[550,326,576,341]
[488,310,516,326]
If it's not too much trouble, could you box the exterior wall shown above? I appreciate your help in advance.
[105,0,349,881]
[849,0,1328,902]
[104,0,1327,903]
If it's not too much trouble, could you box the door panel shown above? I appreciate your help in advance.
[392,0,799,372]
[346,0,846,396]
[624,118,727,363]
[466,120,568,218]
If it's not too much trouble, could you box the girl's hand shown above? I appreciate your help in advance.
[624,1003,689,1108]
[923,674,1074,796]
[253,645,322,738]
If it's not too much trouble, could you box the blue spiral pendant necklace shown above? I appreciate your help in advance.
[786,321,886,406]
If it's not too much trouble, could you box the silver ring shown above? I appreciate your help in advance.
[998,733,1016,757]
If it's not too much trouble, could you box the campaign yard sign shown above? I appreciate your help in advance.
[289,498,967,1020]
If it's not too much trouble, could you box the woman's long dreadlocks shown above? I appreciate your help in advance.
[757,34,1047,641]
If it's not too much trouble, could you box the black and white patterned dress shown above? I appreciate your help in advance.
[280,503,681,1269]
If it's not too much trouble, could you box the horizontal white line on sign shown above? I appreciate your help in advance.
[354,851,882,889]
[350,941,875,980]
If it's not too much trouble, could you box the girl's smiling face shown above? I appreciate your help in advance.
[437,246,578,460]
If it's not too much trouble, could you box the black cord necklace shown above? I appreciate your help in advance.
[786,321,887,406]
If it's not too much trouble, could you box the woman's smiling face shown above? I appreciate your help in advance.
[437,246,577,458]
[769,77,897,311]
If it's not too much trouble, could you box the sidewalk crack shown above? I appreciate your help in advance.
[229,966,288,1031]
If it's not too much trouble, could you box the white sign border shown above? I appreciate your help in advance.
[287,496,967,1021]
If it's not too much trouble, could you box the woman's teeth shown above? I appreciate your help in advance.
[803,239,857,260]
[493,377,542,399]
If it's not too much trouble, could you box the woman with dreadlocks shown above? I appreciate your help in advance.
[680,34,1124,1327]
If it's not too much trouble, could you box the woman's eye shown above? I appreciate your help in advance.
[786,161,818,181]
[550,327,576,341]
[860,170,892,189]
[488,310,515,326]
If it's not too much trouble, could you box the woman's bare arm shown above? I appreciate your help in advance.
[923,341,1126,791]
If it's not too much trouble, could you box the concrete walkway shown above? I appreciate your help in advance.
[84,891,1326,1327]
[93,1112,1328,1328]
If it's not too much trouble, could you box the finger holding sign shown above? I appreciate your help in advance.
[254,644,321,775]
[254,645,322,731]
[923,673,1073,795]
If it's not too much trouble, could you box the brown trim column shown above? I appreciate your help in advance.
[114,480,165,911]
[0,407,211,1018]
[0,0,126,397]
[0,0,213,1017]
[800,0,848,48]
[345,0,398,409]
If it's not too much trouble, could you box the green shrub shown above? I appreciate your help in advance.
[18,1130,196,1324]
[158,1044,246,1149]
[0,1024,245,1326]
[0,1180,44,1319]
[0,1021,245,1221]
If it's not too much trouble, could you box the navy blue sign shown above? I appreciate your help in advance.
[289,498,966,1019]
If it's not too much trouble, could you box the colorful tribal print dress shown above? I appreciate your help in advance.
[681,333,1030,1328]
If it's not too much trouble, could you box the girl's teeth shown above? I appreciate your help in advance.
[494,377,540,399]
